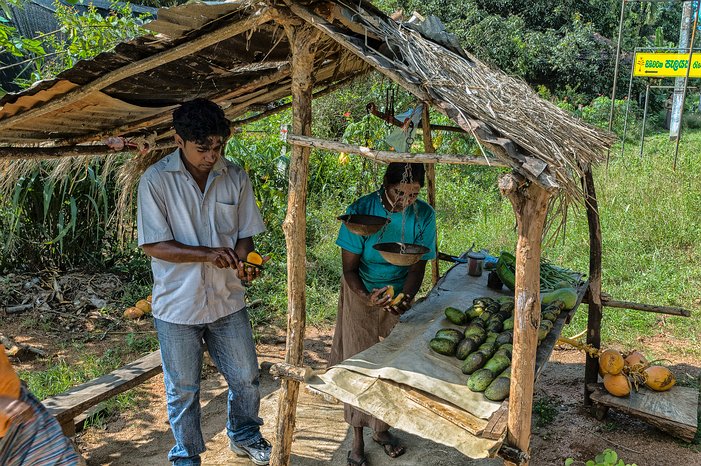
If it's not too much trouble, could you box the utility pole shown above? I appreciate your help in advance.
[670,1,694,141]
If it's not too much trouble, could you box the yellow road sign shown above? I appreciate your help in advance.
[634,52,701,78]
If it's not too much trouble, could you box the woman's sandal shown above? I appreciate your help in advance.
[347,450,369,466]
[372,435,406,458]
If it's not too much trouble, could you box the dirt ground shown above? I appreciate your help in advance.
[1,272,700,465]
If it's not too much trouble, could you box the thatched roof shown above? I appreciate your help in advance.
[0,0,615,198]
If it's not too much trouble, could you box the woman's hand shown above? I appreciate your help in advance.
[0,396,33,426]
[386,294,413,316]
[368,286,393,307]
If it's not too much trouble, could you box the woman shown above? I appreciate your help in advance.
[0,347,82,465]
[329,162,436,466]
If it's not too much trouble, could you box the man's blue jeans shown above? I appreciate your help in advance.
[154,309,263,466]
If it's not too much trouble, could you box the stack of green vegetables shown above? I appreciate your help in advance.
[429,293,575,402]
[495,251,582,291]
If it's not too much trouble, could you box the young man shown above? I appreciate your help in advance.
[137,99,270,465]
[0,347,82,465]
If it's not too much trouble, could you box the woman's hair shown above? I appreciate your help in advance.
[173,98,231,145]
[383,162,425,187]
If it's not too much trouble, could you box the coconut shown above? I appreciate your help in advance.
[599,349,624,375]
[624,350,647,368]
[123,307,144,320]
[135,299,151,314]
[603,373,631,397]
[644,366,676,391]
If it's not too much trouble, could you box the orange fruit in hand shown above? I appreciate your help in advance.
[246,251,264,266]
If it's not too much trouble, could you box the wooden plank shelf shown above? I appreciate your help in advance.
[589,383,699,442]
[43,350,163,435]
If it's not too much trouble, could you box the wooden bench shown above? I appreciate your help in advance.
[42,350,163,436]
[588,382,699,442]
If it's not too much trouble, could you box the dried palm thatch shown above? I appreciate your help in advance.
[314,0,616,202]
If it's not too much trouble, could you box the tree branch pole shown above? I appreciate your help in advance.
[582,165,603,407]
[499,173,553,466]
[285,134,507,167]
[421,103,439,285]
[270,25,318,466]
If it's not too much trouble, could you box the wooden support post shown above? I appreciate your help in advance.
[270,25,318,466]
[499,173,553,466]
[582,165,603,407]
[422,103,439,285]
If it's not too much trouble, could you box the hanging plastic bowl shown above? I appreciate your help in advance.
[373,242,429,266]
[337,214,389,236]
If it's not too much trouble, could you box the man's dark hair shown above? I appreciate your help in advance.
[383,162,425,187]
[173,98,231,145]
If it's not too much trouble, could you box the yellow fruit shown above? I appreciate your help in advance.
[599,349,624,375]
[624,350,647,368]
[644,366,676,391]
[146,294,152,304]
[338,152,350,165]
[246,251,264,265]
[390,293,405,306]
[603,373,631,397]
[135,299,151,314]
[385,285,395,300]
[123,307,144,320]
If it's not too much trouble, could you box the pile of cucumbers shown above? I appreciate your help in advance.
[429,296,566,401]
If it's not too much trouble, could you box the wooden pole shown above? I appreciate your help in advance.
[582,296,691,317]
[499,173,553,465]
[286,134,507,166]
[270,25,318,466]
[421,103,439,285]
[582,165,603,408]
[0,142,176,160]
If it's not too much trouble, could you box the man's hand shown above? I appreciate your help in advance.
[368,286,392,308]
[0,396,33,426]
[235,255,270,286]
[208,247,239,269]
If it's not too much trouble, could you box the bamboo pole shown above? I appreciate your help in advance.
[0,10,273,132]
[270,25,318,466]
[582,165,603,408]
[0,142,176,160]
[286,134,507,166]
[499,173,552,466]
[421,103,439,285]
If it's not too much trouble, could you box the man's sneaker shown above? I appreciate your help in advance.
[229,437,271,466]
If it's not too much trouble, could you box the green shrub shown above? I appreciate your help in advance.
[565,448,637,466]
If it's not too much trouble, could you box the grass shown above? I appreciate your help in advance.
[17,333,158,427]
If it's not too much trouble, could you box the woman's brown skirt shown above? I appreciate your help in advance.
[328,277,399,431]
